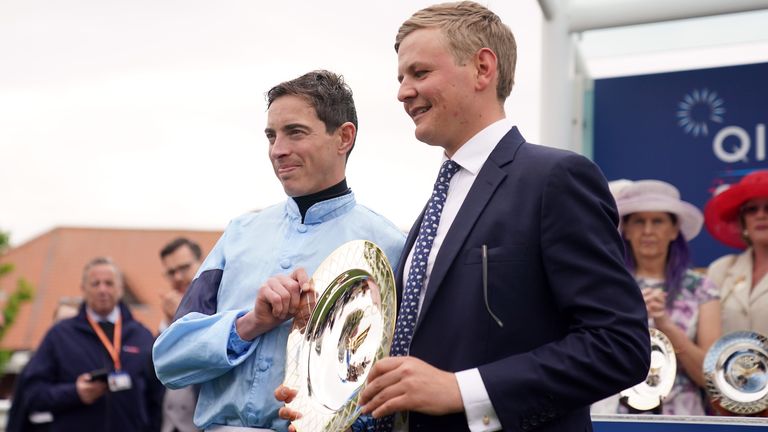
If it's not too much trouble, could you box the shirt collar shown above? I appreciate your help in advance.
[447,118,514,174]
[86,305,121,323]
[284,191,356,225]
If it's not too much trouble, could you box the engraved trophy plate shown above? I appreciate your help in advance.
[704,331,768,415]
[620,328,677,411]
[283,240,397,432]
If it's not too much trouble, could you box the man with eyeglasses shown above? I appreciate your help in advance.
[158,237,203,432]
[159,237,203,330]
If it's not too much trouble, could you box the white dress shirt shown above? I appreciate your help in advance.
[86,305,121,324]
[399,118,514,432]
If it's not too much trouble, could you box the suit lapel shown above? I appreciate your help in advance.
[725,252,753,314]
[748,252,768,304]
[414,127,524,331]
[751,273,768,305]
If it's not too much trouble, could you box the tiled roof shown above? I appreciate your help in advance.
[0,227,221,351]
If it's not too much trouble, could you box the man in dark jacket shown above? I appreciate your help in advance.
[23,257,164,432]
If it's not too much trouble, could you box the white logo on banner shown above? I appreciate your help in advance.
[678,88,765,163]
[677,88,725,137]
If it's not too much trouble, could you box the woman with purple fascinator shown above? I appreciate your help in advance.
[609,179,721,416]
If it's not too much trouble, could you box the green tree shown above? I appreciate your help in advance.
[0,230,35,373]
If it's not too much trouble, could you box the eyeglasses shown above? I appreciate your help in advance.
[740,202,768,217]
[164,262,194,278]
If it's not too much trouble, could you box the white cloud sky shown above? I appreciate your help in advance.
[0,0,544,245]
[2,0,767,246]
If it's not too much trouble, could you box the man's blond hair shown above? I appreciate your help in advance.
[395,1,516,102]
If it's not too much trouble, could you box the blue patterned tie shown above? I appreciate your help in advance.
[375,159,461,432]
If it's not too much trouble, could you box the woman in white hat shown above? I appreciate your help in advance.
[612,179,721,416]
[705,170,768,337]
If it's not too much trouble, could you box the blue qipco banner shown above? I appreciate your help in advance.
[593,61,767,266]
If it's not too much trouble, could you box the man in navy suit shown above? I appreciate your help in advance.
[357,2,651,431]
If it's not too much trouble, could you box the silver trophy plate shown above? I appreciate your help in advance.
[282,240,397,432]
[620,328,677,411]
[704,331,768,415]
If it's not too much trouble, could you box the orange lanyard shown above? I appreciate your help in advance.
[87,314,122,371]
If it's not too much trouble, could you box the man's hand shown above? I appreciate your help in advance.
[275,385,352,432]
[292,282,317,332]
[358,356,463,418]
[76,373,107,405]
[236,268,312,341]
[160,289,184,322]
[275,385,301,432]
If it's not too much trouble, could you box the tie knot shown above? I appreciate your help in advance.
[437,159,461,185]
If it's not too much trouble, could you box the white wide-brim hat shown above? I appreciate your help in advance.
[608,179,704,241]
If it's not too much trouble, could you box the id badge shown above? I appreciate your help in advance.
[108,371,132,392]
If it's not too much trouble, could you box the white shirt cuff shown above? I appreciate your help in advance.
[455,368,501,432]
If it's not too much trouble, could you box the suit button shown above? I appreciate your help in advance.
[520,419,530,431]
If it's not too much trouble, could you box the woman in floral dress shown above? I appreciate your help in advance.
[611,179,721,416]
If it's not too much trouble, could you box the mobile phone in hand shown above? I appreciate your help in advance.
[88,368,109,382]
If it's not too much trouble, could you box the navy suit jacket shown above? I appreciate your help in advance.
[397,127,650,432]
